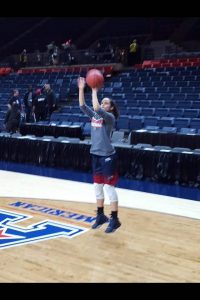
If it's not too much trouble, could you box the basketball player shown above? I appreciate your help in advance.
[78,77,121,233]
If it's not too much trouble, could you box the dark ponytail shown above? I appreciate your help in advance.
[110,99,120,119]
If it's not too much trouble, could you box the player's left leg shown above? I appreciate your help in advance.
[102,153,121,233]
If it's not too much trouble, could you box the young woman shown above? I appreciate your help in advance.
[78,77,121,233]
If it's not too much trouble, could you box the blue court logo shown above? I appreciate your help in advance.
[0,209,88,249]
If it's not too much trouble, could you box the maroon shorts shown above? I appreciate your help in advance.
[92,153,119,186]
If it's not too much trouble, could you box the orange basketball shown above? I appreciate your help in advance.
[86,69,104,89]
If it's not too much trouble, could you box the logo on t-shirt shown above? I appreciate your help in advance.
[91,117,103,128]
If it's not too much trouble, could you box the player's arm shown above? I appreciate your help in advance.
[78,77,95,118]
[92,88,114,124]
[91,88,100,112]
[96,107,115,124]
[78,77,86,106]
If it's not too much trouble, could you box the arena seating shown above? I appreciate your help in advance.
[1,63,200,138]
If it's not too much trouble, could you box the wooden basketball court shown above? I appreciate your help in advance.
[0,197,200,283]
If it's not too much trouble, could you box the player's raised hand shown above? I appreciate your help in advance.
[78,77,86,89]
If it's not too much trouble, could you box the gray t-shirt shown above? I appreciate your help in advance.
[80,104,115,156]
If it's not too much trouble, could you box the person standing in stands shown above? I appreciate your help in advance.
[8,89,25,125]
[20,49,28,68]
[44,84,56,118]
[24,85,35,122]
[78,77,121,233]
[128,39,138,66]
[8,89,23,111]
[32,88,47,122]
[35,49,41,66]
[4,102,21,133]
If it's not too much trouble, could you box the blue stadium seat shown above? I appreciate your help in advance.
[60,107,71,113]
[183,109,199,118]
[168,87,180,93]
[67,114,80,123]
[154,108,169,117]
[129,116,144,130]
[50,113,64,121]
[133,143,153,149]
[157,87,168,93]
[193,87,200,93]
[177,101,192,109]
[173,118,190,129]
[154,145,172,151]
[145,126,160,131]
[137,100,150,107]
[127,107,141,116]
[36,121,49,125]
[157,117,174,128]
[71,107,81,114]
[145,87,157,94]
[72,122,84,127]
[143,116,159,127]
[191,101,200,109]
[142,82,153,87]
[122,82,131,88]
[180,128,196,134]
[0,111,5,119]
[135,94,147,100]
[147,93,159,100]
[181,87,194,93]
[150,100,164,108]
[111,131,125,143]
[79,115,90,123]
[159,93,172,100]
[49,121,60,126]
[185,93,199,101]
[116,116,130,130]
[193,149,200,154]
[169,109,183,117]
[171,94,185,101]
[120,108,128,115]
[172,147,192,153]
[165,81,176,87]
[60,121,72,126]
[190,118,200,129]
[140,108,155,116]
[164,101,177,108]
[113,82,122,88]
[83,123,91,135]
[188,81,200,87]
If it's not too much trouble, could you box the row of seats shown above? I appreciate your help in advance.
[60,106,200,118]
[1,63,200,135]
[142,60,200,68]
[102,87,200,94]
[2,130,200,155]
[131,143,200,154]
[50,111,200,131]
[106,94,200,102]
[120,108,200,118]
[18,65,113,75]
[0,132,82,144]
[104,81,200,88]
[121,68,200,74]
[116,116,200,131]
